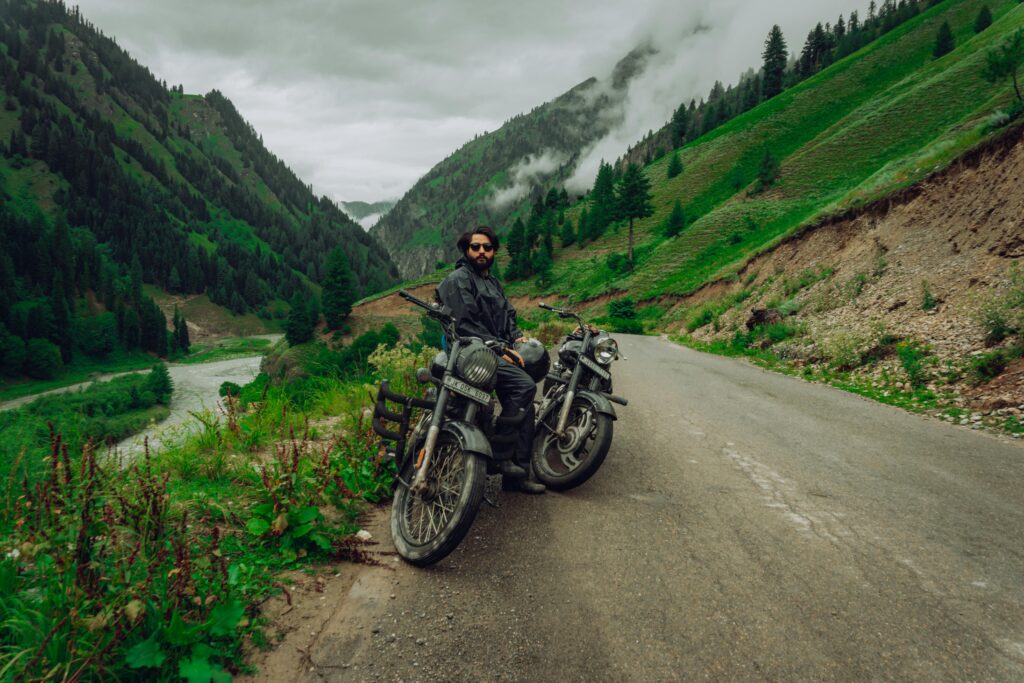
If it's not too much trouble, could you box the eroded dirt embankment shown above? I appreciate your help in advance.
[675,123,1024,416]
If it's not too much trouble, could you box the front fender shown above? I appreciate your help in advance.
[575,390,617,421]
[443,421,494,460]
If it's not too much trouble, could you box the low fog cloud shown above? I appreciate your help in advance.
[565,0,857,194]
[488,150,571,210]
[74,0,859,203]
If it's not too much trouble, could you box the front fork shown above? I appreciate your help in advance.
[554,329,592,437]
[411,340,462,494]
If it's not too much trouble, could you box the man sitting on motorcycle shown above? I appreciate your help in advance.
[436,226,545,494]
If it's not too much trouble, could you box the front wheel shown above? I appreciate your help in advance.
[531,399,613,491]
[390,431,486,566]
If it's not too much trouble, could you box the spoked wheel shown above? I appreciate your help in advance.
[390,431,485,566]
[531,398,613,491]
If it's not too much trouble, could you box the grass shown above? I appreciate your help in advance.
[0,349,158,403]
[0,370,173,488]
[0,332,430,679]
[176,337,274,365]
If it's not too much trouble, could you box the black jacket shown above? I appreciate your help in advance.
[436,258,522,344]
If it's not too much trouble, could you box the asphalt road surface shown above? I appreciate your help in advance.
[284,334,1024,682]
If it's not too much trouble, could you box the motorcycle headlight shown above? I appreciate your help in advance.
[456,341,498,390]
[593,336,618,365]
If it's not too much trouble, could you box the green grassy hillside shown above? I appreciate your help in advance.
[502,0,1023,308]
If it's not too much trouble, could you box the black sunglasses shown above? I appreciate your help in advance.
[468,242,494,253]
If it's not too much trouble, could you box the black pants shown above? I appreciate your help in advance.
[494,358,536,468]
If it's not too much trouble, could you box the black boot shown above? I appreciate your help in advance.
[512,476,546,494]
[497,459,527,479]
[502,466,545,494]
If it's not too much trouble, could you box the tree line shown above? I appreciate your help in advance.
[0,0,397,377]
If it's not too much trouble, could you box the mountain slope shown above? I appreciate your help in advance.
[370,48,652,279]
[502,0,1023,304]
[0,0,398,326]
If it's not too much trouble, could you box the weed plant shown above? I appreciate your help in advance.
[0,336,421,679]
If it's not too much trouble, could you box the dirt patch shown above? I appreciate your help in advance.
[237,509,397,683]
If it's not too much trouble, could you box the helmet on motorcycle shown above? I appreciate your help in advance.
[513,338,550,383]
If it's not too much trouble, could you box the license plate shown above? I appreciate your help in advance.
[579,355,611,380]
[443,375,491,404]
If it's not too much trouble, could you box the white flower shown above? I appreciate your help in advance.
[5,548,20,560]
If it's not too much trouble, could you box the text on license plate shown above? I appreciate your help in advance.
[443,375,491,404]
[579,356,610,380]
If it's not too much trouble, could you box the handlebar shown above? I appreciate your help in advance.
[538,301,583,323]
[399,289,455,326]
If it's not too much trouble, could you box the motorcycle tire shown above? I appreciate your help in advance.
[531,398,613,491]
[390,431,486,566]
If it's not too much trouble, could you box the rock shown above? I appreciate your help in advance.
[745,308,783,331]
[355,529,373,542]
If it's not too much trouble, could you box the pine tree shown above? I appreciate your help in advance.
[505,217,528,279]
[756,149,782,191]
[576,208,590,248]
[982,29,1024,103]
[322,246,356,330]
[129,253,143,304]
[590,161,617,239]
[532,248,553,288]
[933,21,955,59]
[762,25,788,100]
[146,362,173,404]
[615,164,654,269]
[177,310,191,354]
[664,200,686,238]
[974,6,992,33]
[49,273,73,364]
[669,102,690,148]
[285,292,314,346]
[667,151,683,180]
[559,215,576,248]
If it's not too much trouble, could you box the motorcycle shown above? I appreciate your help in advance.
[371,289,528,566]
[531,302,628,490]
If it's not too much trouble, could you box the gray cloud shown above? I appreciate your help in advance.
[488,150,571,211]
[75,0,862,203]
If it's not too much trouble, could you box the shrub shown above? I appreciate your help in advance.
[76,313,118,358]
[605,252,630,274]
[822,331,865,370]
[608,317,644,335]
[921,280,938,311]
[0,328,26,376]
[608,298,637,320]
[896,341,931,388]
[686,306,717,332]
[969,348,1010,383]
[219,381,242,398]
[23,337,63,379]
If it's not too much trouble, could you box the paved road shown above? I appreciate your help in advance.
[280,334,1024,682]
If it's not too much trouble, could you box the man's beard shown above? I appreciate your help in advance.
[469,255,492,273]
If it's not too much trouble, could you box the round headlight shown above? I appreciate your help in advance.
[593,336,618,365]
[456,341,498,390]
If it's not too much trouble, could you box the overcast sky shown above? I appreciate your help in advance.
[74,0,858,205]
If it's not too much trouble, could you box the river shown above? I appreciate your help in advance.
[113,354,266,457]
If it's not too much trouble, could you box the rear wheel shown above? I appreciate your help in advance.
[390,431,485,566]
[531,399,613,491]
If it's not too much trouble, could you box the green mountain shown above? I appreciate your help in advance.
[500,0,1024,304]
[370,47,653,279]
[342,200,396,221]
[0,0,399,377]
[342,199,396,229]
